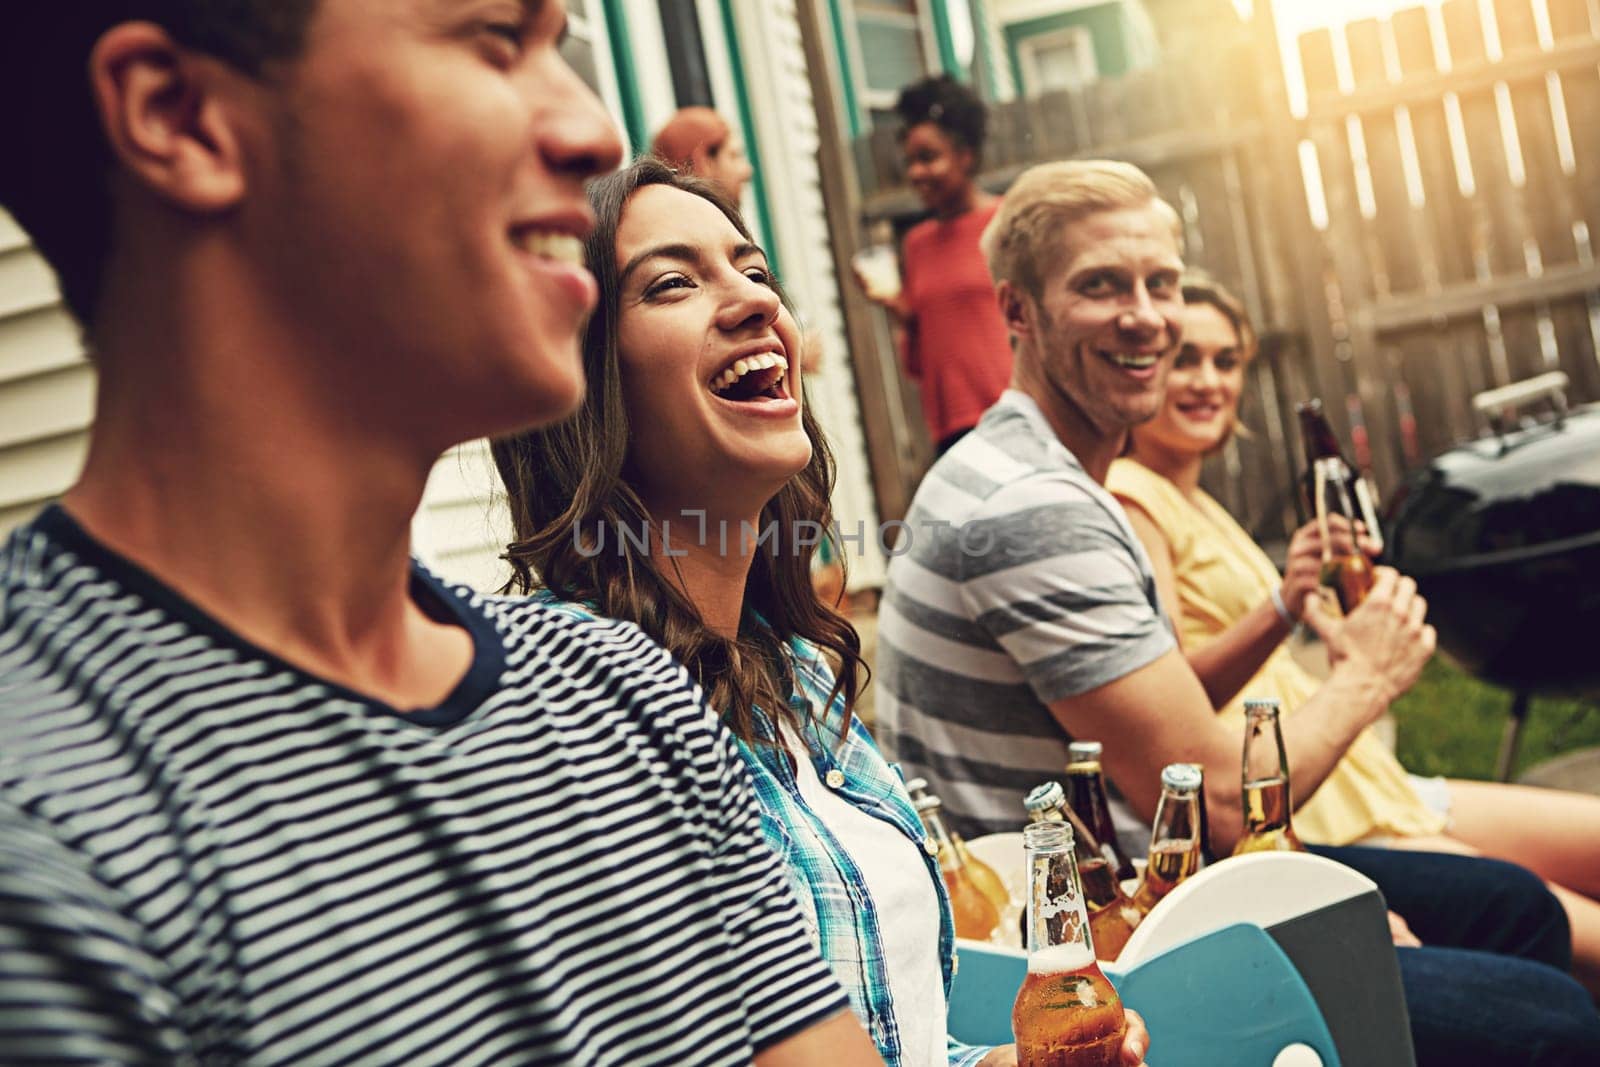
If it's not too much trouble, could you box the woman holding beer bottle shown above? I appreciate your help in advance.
[491,158,1148,1066]
[1106,273,1600,994]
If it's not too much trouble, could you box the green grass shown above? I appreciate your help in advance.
[1391,656,1600,780]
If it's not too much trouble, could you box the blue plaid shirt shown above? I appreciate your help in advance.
[534,594,990,1066]
[741,636,991,1067]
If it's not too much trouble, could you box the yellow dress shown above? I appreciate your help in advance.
[1107,459,1446,845]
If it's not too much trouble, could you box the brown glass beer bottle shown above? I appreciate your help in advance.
[1013,819,1127,1066]
[905,778,1014,925]
[1297,398,1384,554]
[913,793,1001,941]
[1130,764,1204,917]
[1063,741,1137,881]
[1231,699,1306,855]
[1312,455,1376,615]
[1025,782,1141,962]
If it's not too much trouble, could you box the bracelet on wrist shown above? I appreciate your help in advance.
[1270,587,1296,627]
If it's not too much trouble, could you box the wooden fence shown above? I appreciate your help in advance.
[846,0,1600,544]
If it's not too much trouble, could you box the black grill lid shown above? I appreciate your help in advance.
[1387,403,1600,575]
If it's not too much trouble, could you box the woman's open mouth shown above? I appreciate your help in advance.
[710,352,791,404]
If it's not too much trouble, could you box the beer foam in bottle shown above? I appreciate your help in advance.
[1028,940,1095,975]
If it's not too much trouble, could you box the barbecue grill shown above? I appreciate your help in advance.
[1383,372,1600,779]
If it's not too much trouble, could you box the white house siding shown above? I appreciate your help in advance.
[729,0,887,588]
[0,212,92,539]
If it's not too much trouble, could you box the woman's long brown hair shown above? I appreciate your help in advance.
[491,158,864,745]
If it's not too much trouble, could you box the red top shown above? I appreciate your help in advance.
[900,199,1014,444]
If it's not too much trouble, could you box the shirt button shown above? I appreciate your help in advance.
[922,838,939,857]
[952,953,960,976]
[824,768,845,789]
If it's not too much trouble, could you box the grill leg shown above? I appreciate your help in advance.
[1494,690,1532,782]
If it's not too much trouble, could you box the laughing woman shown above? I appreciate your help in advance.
[490,159,1146,1067]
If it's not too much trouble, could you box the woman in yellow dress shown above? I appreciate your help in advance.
[1107,274,1600,994]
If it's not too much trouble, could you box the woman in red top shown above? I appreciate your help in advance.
[856,76,1014,454]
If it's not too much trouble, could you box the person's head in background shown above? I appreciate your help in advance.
[895,74,988,219]
[0,0,622,454]
[983,159,1185,477]
[1128,273,1258,469]
[491,157,861,735]
[651,106,754,203]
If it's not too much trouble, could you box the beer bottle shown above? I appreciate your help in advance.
[1013,819,1128,1066]
[1025,782,1141,962]
[905,778,1014,923]
[1313,455,1376,614]
[913,793,1001,941]
[1231,699,1306,855]
[1130,764,1204,917]
[1182,762,1215,868]
[1297,398,1384,554]
[1063,741,1137,882]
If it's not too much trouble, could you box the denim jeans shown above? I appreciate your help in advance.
[1314,845,1600,1066]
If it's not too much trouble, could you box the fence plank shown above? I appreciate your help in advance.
[1299,26,1405,492]
[1442,0,1548,389]
[1347,17,1429,297]
[1542,0,1600,404]
[1548,0,1600,242]
[1391,5,1487,447]
[1495,0,1580,268]
[1345,15,1456,467]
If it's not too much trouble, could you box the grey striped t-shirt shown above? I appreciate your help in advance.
[875,390,1174,848]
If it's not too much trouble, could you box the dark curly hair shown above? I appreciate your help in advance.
[895,73,988,162]
[0,2,319,327]
[491,158,865,747]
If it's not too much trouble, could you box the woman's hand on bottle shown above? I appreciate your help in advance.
[1279,520,1327,622]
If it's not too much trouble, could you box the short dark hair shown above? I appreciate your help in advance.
[894,73,988,160]
[0,2,319,326]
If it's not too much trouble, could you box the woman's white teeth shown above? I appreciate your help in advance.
[515,231,584,265]
[713,352,788,393]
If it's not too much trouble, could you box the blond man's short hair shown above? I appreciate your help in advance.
[982,160,1182,298]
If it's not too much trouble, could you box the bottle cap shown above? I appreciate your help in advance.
[1243,698,1282,716]
[1024,781,1065,813]
[1160,763,1203,793]
[1067,740,1103,762]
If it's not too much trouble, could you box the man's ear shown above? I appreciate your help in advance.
[997,279,1033,340]
[89,22,251,214]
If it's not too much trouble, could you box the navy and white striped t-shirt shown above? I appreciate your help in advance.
[0,507,847,1065]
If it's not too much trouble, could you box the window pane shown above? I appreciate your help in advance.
[858,18,925,94]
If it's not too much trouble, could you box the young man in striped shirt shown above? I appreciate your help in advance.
[0,3,881,1063]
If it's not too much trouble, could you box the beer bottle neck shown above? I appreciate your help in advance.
[1023,827,1097,962]
[1298,402,1346,467]
[1029,802,1103,864]
[1149,788,1200,853]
